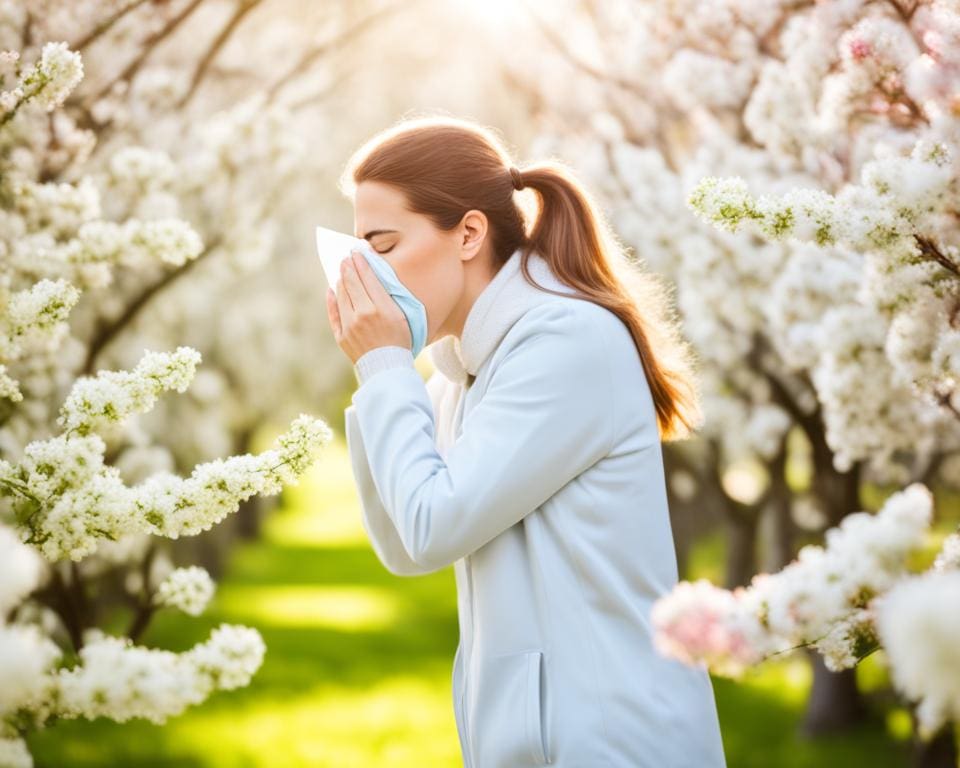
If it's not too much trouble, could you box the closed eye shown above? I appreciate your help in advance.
[376,245,396,254]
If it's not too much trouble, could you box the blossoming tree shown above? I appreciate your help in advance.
[0,27,339,768]
[500,0,960,762]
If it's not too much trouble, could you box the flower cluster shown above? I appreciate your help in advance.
[874,570,960,737]
[53,623,265,725]
[64,218,204,269]
[135,413,333,541]
[933,531,960,572]
[0,736,32,768]
[0,526,60,766]
[652,483,933,675]
[1,41,83,121]
[153,565,215,616]
[0,408,331,561]
[650,578,777,677]
[683,137,960,477]
[57,346,202,436]
[0,278,80,402]
[686,138,954,255]
[0,525,45,613]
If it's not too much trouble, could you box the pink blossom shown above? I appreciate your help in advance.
[848,38,872,60]
[651,579,764,675]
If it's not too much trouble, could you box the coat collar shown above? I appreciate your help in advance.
[428,246,578,386]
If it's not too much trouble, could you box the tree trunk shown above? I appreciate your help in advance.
[800,423,868,735]
[800,648,867,735]
[764,447,794,571]
[233,425,264,539]
[724,503,760,589]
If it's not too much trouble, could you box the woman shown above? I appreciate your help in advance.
[325,115,727,768]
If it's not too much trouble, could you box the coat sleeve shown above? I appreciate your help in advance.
[350,302,617,571]
[345,366,449,577]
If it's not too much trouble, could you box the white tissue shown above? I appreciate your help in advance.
[314,225,378,289]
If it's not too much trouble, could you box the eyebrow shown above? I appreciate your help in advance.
[359,228,399,240]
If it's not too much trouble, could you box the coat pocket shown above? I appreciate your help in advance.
[471,649,550,766]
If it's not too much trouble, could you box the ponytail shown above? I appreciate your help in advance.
[513,160,702,441]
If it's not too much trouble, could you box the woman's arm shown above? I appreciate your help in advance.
[345,403,445,576]
[351,302,617,571]
[344,346,446,576]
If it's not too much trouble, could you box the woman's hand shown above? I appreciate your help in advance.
[325,249,411,365]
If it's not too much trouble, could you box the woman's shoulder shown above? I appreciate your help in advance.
[479,298,625,407]
[502,294,634,364]
[496,295,650,428]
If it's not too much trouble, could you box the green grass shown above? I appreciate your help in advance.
[27,435,914,767]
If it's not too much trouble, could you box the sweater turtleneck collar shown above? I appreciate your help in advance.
[428,246,578,386]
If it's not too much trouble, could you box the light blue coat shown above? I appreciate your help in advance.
[344,248,727,767]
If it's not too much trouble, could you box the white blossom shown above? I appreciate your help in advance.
[8,41,83,115]
[874,570,960,738]
[54,623,264,725]
[0,524,45,613]
[813,608,878,672]
[0,736,32,768]
[184,623,266,690]
[58,347,202,436]
[153,565,215,616]
[652,484,933,676]
[66,218,204,268]
[933,532,960,572]
[108,147,177,190]
[0,623,61,718]
[5,278,80,338]
[0,278,81,401]
[2,410,331,561]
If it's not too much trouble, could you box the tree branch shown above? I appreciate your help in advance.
[885,0,920,23]
[47,564,84,653]
[126,541,159,642]
[519,0,645,97]
[82,235,221,375]
[84,0,208,108]
[175,0,266,110]
[916,234,960,278]
[262,0,409,108]
[72,0,155,53]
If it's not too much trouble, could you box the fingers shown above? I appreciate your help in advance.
[340,251,375,315]
[350,249,391,307]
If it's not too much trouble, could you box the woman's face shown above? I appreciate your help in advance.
[353,179,484,345]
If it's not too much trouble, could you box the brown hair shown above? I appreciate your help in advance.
[340,115,703,441]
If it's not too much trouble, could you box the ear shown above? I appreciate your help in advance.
[458,209,488,261]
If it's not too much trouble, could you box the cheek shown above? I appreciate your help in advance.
[397,246,462,321]
[392,237,444,295]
